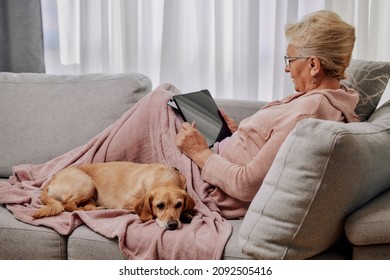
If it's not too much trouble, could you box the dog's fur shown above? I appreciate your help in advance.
[32,162,195,230]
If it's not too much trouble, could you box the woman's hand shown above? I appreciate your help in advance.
[219,109,238,133]
[176,122,213,168]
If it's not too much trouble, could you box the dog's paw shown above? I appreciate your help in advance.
[180,209,196,223]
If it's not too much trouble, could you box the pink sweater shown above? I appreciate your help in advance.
[202,87,360,218]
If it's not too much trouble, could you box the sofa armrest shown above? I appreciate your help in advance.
[240,100,390,259]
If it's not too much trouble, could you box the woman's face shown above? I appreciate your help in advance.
[284,44,312,93]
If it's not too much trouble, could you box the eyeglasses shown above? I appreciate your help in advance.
[284,55,310,67]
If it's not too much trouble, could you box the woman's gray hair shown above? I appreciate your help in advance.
[285,10,355,80]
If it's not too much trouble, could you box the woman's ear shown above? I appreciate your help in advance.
[134,193,154,222]
[309,56,321,76]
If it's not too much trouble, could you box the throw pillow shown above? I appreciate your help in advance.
[342,59,390,121]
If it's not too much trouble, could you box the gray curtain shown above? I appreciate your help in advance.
[0,0,45,73]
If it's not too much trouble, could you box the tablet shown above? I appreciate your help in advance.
[167,89,232,147]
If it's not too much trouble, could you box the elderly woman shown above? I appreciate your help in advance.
[176,10,360,218]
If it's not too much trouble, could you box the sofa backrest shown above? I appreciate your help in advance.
[0,72,152,177]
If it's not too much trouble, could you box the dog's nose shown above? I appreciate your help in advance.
[167,220,178,230]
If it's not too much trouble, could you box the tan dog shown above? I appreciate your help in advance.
[32,162,195,230]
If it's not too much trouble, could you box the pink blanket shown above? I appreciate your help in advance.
[0,83,232,259]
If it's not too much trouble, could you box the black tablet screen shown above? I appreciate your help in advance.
[172,90,232,147]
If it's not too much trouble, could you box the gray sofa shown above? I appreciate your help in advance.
[1,59,390,260]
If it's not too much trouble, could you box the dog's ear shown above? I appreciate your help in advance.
[134,193,154,222]
[180,194,196,224]
[178,172,187,189]
[184,193,195,210]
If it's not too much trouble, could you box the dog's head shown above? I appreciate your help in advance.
[134,185,195,230]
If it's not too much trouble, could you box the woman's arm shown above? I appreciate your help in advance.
[176,108,238,167]
[175,117,295,202]
[201,127,293,202]
[175,122,213,169]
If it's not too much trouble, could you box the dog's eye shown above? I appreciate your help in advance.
[175,201,183,209]
[156,203,165,210]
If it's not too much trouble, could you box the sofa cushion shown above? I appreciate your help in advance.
[342,60,390,121]
[239,100,390,259]
[351,244,390,260]
[0,72,152,177]
[68,220,251,260]
[67,225,125,260]
[0,204,67,259]
[345,188,390,247]
[223,219,254,260]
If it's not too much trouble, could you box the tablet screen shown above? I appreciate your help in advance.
[172,90,231,147]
